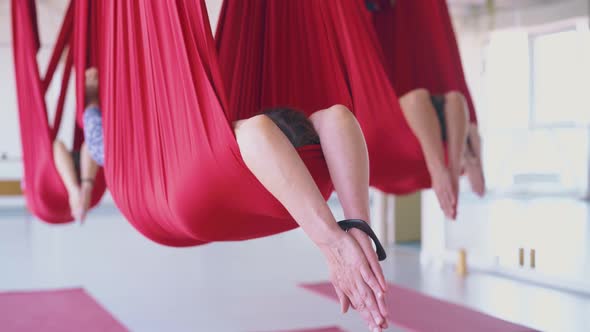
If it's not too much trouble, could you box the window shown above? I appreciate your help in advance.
[483,19,589,195]
[530,27,590,127]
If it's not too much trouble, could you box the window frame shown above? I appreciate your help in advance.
[527,19,588,129]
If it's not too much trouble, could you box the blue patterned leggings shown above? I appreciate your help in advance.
[83,105,104,166]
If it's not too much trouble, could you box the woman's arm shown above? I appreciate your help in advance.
[74,104,105,223]
[53,140,81,219]
[235,115,342,246]
[235,114,388,331]
[309,105,388,302]
[77,142,99,222]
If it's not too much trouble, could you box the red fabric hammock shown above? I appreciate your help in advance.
[11,0,106,223]
[97,0,333,246]
[13,0,442,245]
[216,0,433,194]
[369,0,478,122]
[99,0,433,246]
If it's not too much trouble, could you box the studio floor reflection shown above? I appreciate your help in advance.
[1,199,589,331]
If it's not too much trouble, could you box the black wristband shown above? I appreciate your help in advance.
[337,219,387,261]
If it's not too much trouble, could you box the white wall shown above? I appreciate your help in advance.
[450,0,589,127]
[0,0,22,178]
[421,0,590,288]
[0,0,224,180]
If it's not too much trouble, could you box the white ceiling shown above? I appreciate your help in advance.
[0,0,586,45]
[0,0,221,45]
[0,0,69,45]
[448,0,560,8]
[450,0,520,5]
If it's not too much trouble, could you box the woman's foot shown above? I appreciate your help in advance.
[464,152,485,197]
[449,163,461,203]
[68,188,82,221]
[430,166,457,219]
[77,182,94,223]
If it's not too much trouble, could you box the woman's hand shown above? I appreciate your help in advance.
[319,230,389,331]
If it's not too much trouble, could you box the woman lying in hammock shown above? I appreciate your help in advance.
[400,89,485,220]
[234,105,389,332]
[53,68,104,222]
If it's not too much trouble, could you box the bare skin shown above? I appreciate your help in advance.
[399,89,468,219]
[463,124,486,197]
[78,143,99,220]
[443,91,469,211]
[52,68,101,222]
[235,105,388,331]
[53,140,82,218]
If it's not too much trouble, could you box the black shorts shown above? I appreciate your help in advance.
[430,95,447,142]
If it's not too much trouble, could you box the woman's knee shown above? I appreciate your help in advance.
[53,140,67,153]
[444,91,469,120]
[235,114,279,147]
[401,88,431,109]
[309,104,356,128]
[445,91,466,106]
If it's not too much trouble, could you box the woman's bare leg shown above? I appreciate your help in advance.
[53,140,80,217]
[235,115,387,331]
[399,89,456,219]
[443,91,469,211]
[464,124,486,196]
[78,142,99,222]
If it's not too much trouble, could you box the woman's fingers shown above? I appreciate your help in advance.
[354,279,385,328]
[438,190,453,218]
[323,232,388,331]
[351,229,387,292]
[449,185,457,205]
[342,283,381,330]
[334,285,351,313]
[360,266,388,319]
[342,286,375,330]
[354,298,378,331]
[364,245,387,293]
[348,229,389,322]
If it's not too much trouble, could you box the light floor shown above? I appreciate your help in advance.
[451,194,590,287]
[1,201,589,332]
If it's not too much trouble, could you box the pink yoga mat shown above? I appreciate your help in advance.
[0,288,128,332]
[301,282,538,332]
[272,327,347,332]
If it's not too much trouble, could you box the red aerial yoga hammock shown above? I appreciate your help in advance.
[11,0,106,223]
[14,0,440,246]
[97,0,333,246]
[101,0,430,246]
[102,0,440,246]
[367,0,479,123]
[215,0,434,195]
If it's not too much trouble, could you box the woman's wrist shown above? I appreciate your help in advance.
[309,222,346,251]
[348,227,373,246]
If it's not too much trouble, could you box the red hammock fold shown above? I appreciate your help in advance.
[15,0,456,243]
[370,0,479,122]
[12,0,106,223]
[97,0,333,246]
[216,0,434,194]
